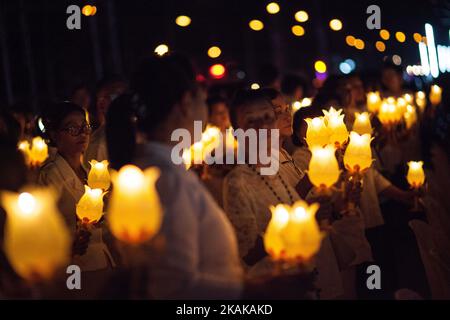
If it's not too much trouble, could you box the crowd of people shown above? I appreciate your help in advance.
[0,53,449,300]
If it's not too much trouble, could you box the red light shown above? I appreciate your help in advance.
[196,74,206,82]
[209,64,226,79]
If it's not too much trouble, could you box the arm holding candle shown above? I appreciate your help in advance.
[38,165,93,257]
[379,185,416,208]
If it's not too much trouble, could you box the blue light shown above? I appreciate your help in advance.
[339,62,352,74]
[344,59,356,70]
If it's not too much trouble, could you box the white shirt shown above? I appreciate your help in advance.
[223,164,343,299]
[291,146,312,172]
[38,153,115,271]
[134,142,243,300]
[279,148,305,188]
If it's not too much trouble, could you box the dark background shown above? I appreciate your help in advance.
[0,0,449,110]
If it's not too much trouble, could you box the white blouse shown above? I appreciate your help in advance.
[222,164,344,299]
[38,153,115,272]
[279,148,305,188]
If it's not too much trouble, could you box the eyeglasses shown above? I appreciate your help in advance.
[60,124,92,136]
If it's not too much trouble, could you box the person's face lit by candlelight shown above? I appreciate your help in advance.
[234,98,276,158]
[271,94,293,140]
[51,112,91,157]
[208,101,231,132]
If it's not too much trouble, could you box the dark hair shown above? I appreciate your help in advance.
[41,102,86,142]
[70,83,91,97]
[382,61,403,75]
[292,106,323,147]
[229,89,272,129]
[105,94,137,169]
[106,55,198,170]
[206,95,228,116]
[0,138,27,191]
[259,87,281,101]
[258,63,279,87]
[281,74,307,96]
[9,101,33,116]
[0,110,21,145]
[96,75,127,94]
[311,75,349,108]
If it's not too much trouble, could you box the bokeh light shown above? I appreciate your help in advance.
[292,25,305,36]
[175,15,191,27]
[295,11,309,23]
[346,35,355,46]
[329,19,342,31]
[210,64,226,79]
[375,41,386,52]
[354,39,365,50]
[249,19,264,31]
[266,2,280,14]
[413,33,422,43]
[154,44,169,56]
[314,60,327,73]
[207,46,221,58]
[395,32,406,43]
[380,29,390,40]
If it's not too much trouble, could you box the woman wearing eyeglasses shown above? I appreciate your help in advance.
[38,102,115,299]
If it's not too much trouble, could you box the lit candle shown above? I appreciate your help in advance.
[202,125,221,146]
[76,185,105,224]
[404,105,417,129]
[353,112,373,135]
[264,200,324,262]
[396,97,407,116]
[323,107,348,147]
[343,131,373,174]
[108,165,163,245]
[202,125,221,162]
[307,145,340,190]
[87,160,111,191]
[305,117,330,148]
[386,97,396,104]
[403,93,413,104]
[192,141,204,165]
[406,161,425,189]
[367,91,382,113]
[292,101,302,112]
[18,140,31,166]
[29,136,49,167]
[0,188,71,281]
[182,147,192,170]
[378,101,402,126]
[301,97,312,107]
[415,91,427,112]
[222,127,238,160]
[429,85,442,106]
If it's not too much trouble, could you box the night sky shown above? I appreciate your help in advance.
[0,0,449,109]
